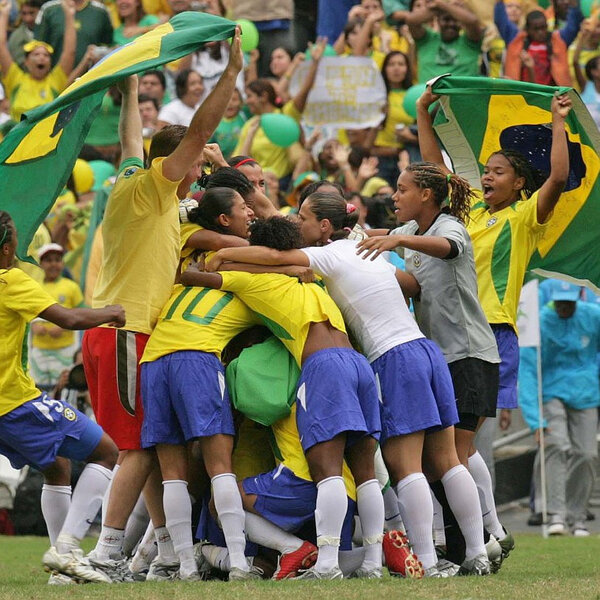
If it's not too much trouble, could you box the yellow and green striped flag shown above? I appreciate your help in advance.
[0,11,236,261]
[431,75,600,292]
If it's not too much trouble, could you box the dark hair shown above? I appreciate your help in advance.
[228,155,259,169]
[489,149,546,198]
[138,94,159,112]
[204,167,254,199]
[141,69,166,90]
[0,211,13,247]
[249,216,304,250]
[299,180,344,207]
[381,51,413,92]
[147,124,187,165]
[175,69,202,99]
[247,79,281,108]
[405,162,474,224]
[348,146,370,170]
[585,56,600,81]
[271,46,294,61]
[344,17,365,38]
[22,0,44,8]
[188,187,240,233]
[305,192,359,241]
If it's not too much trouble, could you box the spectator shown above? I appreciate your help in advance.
[139,68,168,105]
[571,15,600,92]
[157,69,204,128]
[112,0,160,47]
[208,88,247,159]
[0,0,76,122]
[503,9,572,86]
[7,0,43,68]
[138,93,159,149]
[334,16,386,68]
[408,0,484,83]
[520,282,600,537]
[35,0,113,67]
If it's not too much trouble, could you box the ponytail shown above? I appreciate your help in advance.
[305,191,359,241]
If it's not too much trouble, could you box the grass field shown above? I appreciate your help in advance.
[1,534,599,600]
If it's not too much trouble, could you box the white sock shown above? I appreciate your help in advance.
[94,526,125,559]
[356,479,384,571]
[41,484,71,547]
[442,464,486,561]
[162,480,196,570]
[61,463,112,543]
[468,451,505,540]
[130,522,157,571]
[395,473,436,569]
[154,525,178,563]
[314,476,346,573]
[122,494,149,557]
[211,473,248,571]
[383,487,404,532]
[339,547,367,577]
[101,464,119,522]
[431,490,446,547]
[245,511,302,554]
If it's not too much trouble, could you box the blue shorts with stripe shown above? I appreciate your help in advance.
[0,394,103,471]
[491,324,519,409]
[243,464,356,550]
[371,338,458,441]
[295,348,381,452]
[141,350,235,447]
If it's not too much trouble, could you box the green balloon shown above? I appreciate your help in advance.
[236,19,259,53]
[402,83,427,119]
[537,0,550,7]
[261,113,300,147]
[305,43,338,60]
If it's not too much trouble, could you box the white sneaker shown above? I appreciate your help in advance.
[548,515,567,536]
[572,522,590,537]
[43,547,112,584]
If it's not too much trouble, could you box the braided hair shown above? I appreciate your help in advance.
[405,162,474,224]
[489,149,546,199]
[305,192,359,241]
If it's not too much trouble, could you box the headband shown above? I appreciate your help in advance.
[233,158,257,169]
[24,40,54,55]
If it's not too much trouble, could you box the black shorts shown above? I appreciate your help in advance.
[448,357,499,424]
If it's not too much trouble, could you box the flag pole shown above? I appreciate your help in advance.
[536,343,548,538]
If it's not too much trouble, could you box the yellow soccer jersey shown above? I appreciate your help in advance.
[140,283,261,363]
[0,268,56,417]
[92,157,181,335]
[218,271,347,366]
[32,277,84,350]
[467,190,547,330]
[179,221,203,274]
[271,404,356,500]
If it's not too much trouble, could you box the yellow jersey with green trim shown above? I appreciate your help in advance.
[467,190,547,330]
[140,283,261,363]
[218,271,347,366]
[179,222,203,274]
[0,268,56,417]
[271,404,356,500]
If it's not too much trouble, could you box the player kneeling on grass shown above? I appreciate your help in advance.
[0,212,125,584]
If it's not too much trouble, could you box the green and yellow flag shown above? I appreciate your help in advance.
[0,11,236,260]
[431,76,600,292]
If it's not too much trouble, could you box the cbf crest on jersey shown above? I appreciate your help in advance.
[431,75,600,294]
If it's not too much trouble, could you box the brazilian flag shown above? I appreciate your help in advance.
[431,76,600,292]
[0,11,236,261]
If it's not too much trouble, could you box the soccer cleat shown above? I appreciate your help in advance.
[383,530,424,579]
[490,529,515,573]
[86,555,135,583]
[485,535,502,564]
[435,558,460,577]
[146,559,181,581]
[272,541,318,580]
[47,573,76,585]
[572,522,590,537]
[43,547,112,584]
[424,565,446,578]
[458,553,491,576]
[228,564,265,581]
[548,515,567,536]
[350,566,383,579]
[293,565,343,580]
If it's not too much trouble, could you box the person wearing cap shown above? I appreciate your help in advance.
[30,244,85,391]
[520,280,600,537]
[7,0,43,69]
[0,0,76,121]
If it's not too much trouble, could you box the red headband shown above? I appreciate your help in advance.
[234,158,257,169]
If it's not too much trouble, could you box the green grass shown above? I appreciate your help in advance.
[1,534,600,599]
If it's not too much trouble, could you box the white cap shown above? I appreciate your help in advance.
[38,243,64,260]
